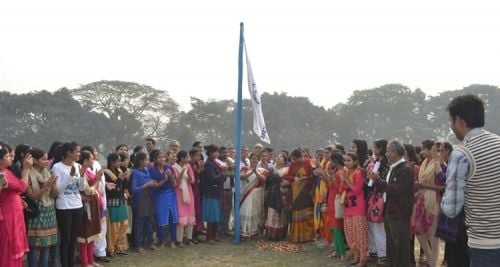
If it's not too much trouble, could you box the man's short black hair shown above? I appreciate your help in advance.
[447,94,485,128]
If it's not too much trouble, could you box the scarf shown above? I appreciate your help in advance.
[103,168,118,182]
[29,167,54,207]
[418,158,439,215]
[340,167,354,204]
[173,163,191,204]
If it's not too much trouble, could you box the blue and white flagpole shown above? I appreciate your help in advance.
[233,22,244,244]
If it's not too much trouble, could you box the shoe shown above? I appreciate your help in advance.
[376,257,386,266]
[316,239,328,248]
[418,256,427,265]
[190,239,199,244]
[346,260,359,266]
[94,256,111,263]
[117,250,129,256]
[108,252,117,259]
[135,247,146,254]
[149,245,159,251]
[185,239,194,246]
[175,241,185,248]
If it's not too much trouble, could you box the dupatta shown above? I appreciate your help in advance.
[418,158,439,215]
[172,163,194,204]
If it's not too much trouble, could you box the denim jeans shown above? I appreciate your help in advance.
[470,247,500,267]
[134,215,154,248]
[28,247,51,267]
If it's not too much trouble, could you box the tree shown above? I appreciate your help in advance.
[165,97,235,148]
[164,92,334,150]
[71,80,179,143]
[0,89,114,150]
[258,92,331,150]
[333,84,431,145]
[426,84,500,141]
[3,82,499,154]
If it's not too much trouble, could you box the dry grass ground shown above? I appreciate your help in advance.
[102,235,444,267]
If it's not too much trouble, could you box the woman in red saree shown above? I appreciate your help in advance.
[0,143,31,267]
[284,148,315,243]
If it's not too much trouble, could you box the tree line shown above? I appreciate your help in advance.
[1,81,499,153]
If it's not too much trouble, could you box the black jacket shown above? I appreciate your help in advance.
[203,159,226,198]
[375,161,414,219]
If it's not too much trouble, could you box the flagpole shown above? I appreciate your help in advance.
[233,22,244,244]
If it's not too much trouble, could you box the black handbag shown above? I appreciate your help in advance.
[23,196,39,219]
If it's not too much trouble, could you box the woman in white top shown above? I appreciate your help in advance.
[51,141,87,267]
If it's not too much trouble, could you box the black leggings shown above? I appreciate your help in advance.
[56,208,83,267]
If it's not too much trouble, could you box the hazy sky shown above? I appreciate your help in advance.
[1,1,499,111]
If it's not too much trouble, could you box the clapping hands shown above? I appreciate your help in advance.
[366,170,380,181]
[145,180,159,189]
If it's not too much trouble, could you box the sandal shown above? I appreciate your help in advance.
[418,255,427,265]
[135,247,146,254]
[117,250,129,256]
[328,251,337,258]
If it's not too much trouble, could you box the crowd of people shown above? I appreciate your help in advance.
[0,94,498,267]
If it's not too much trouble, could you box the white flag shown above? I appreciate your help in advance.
[244,43,270,144]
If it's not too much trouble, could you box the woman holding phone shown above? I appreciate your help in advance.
[0,142,32,267]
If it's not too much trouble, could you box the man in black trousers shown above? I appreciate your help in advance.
[367,140,414,267]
